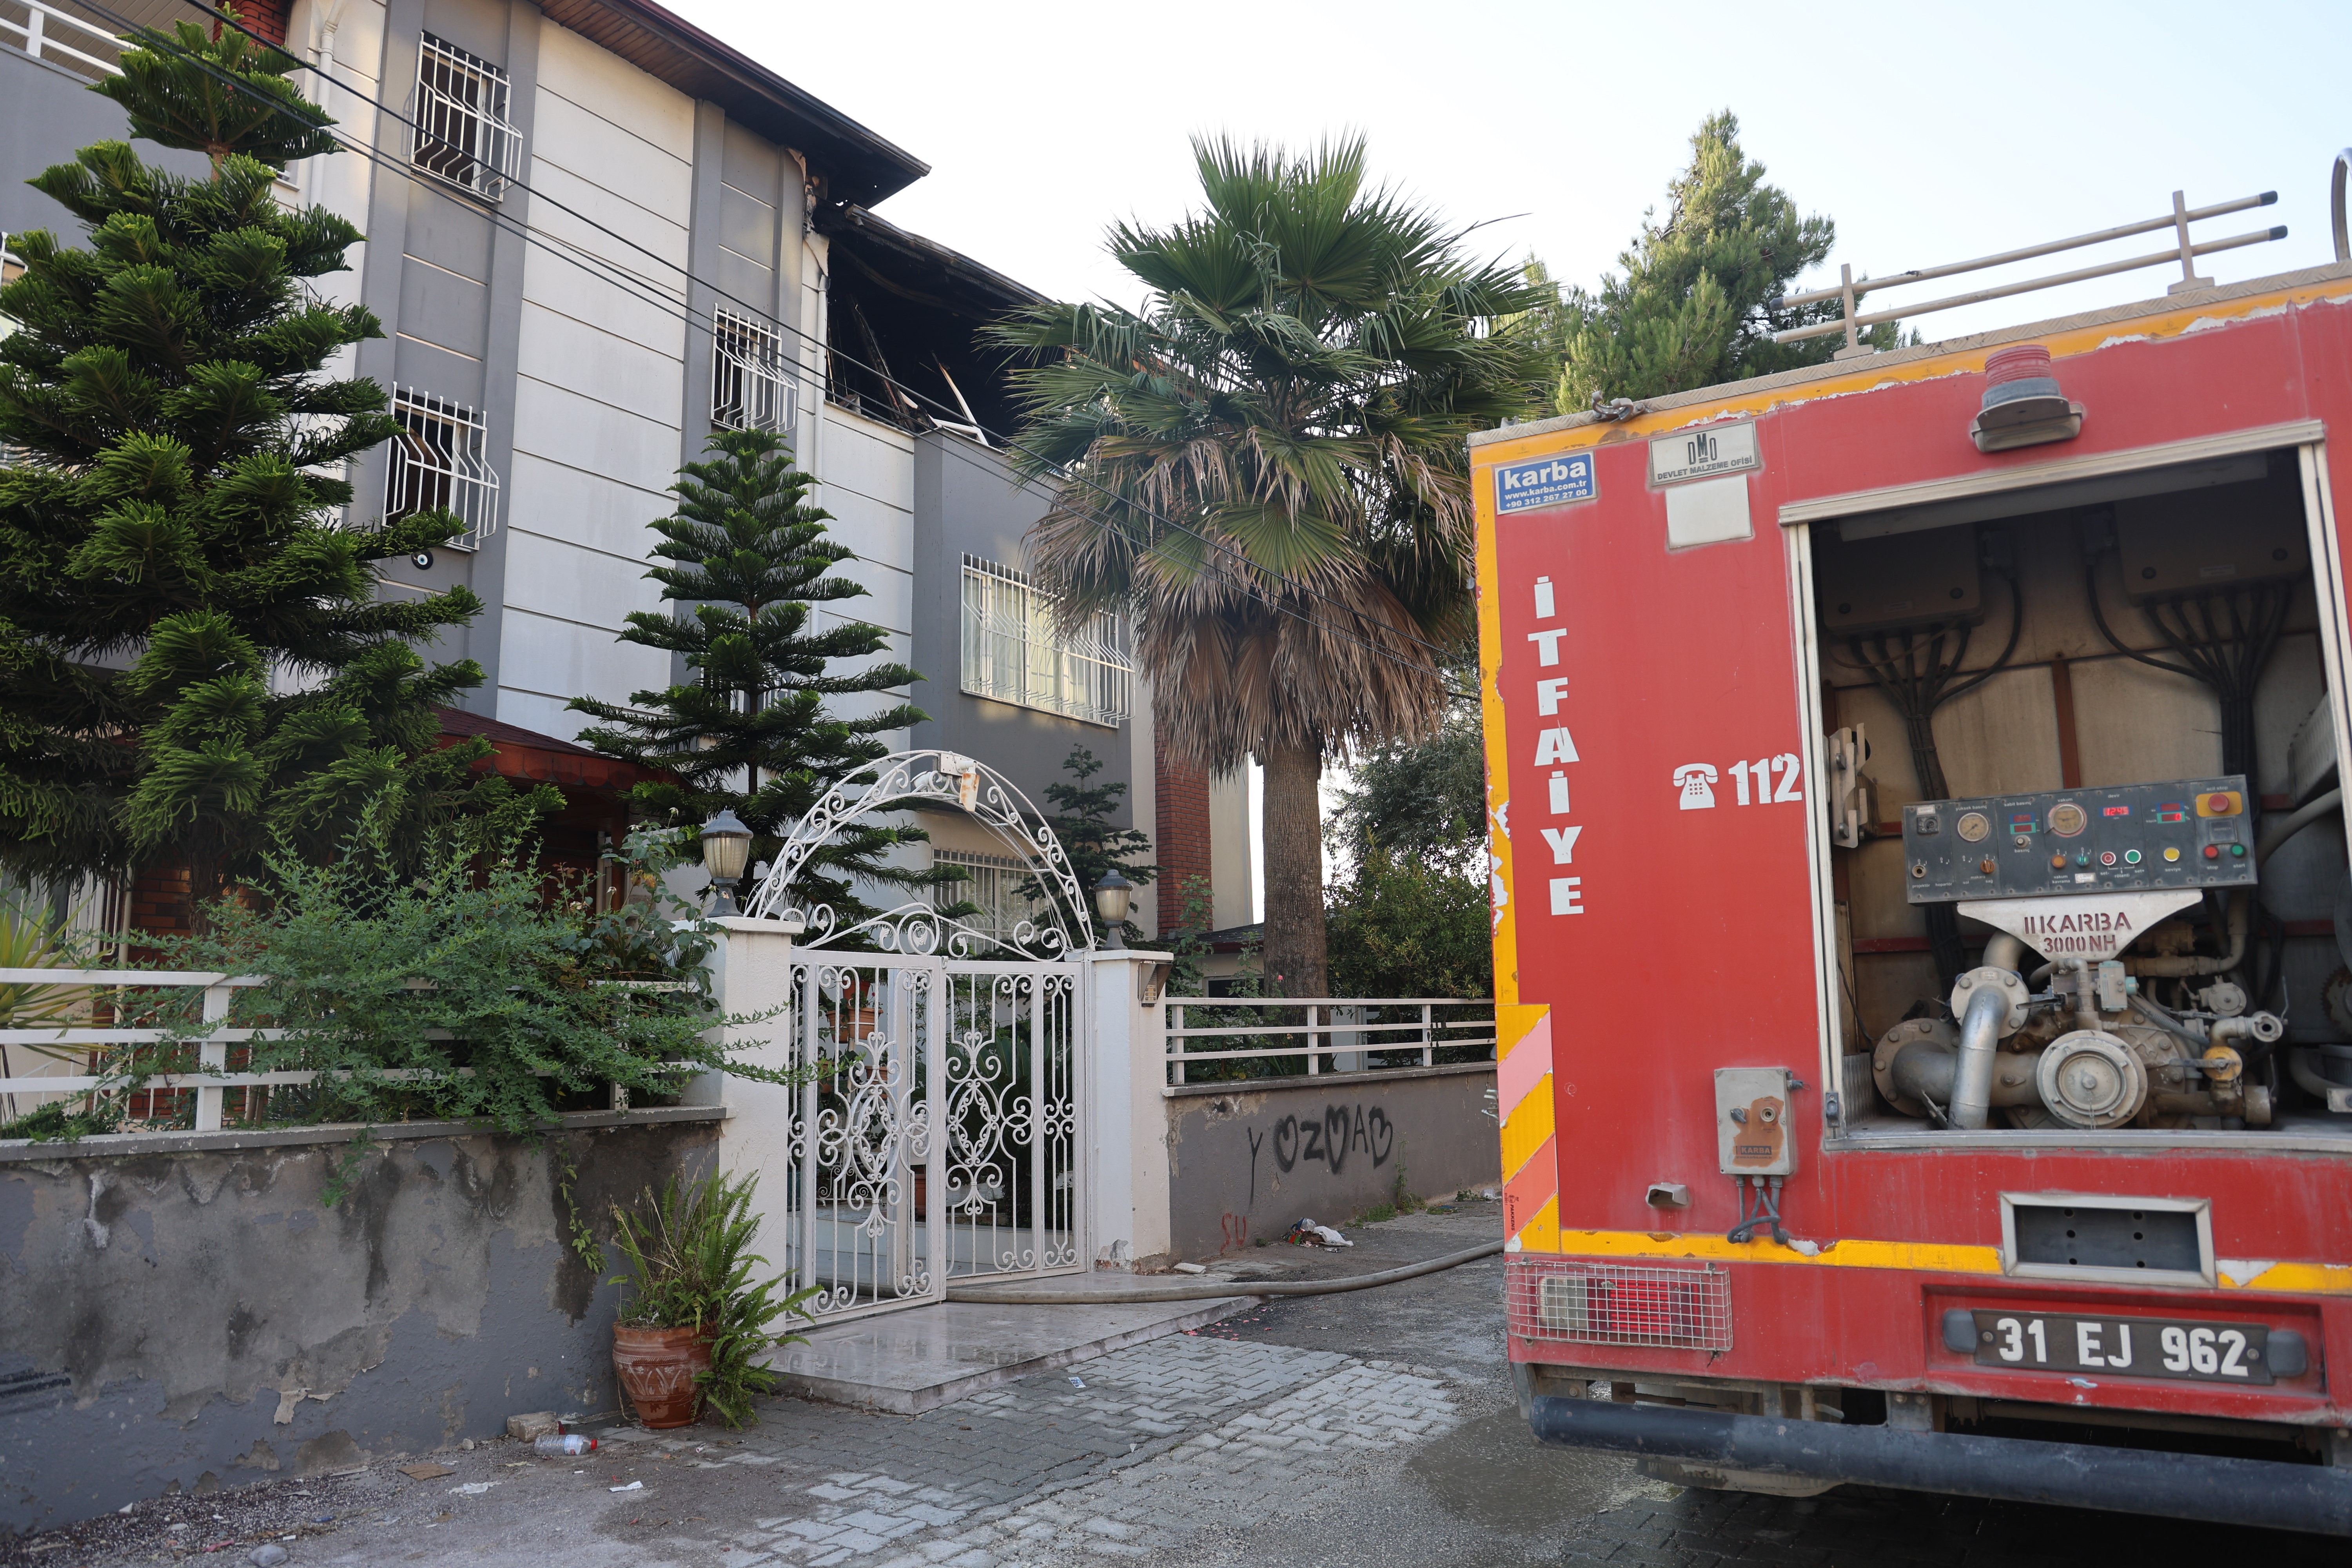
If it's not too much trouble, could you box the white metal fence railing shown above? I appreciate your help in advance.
[0,968,272,1133]
[1,0,124,83]
[0,967,687,1137]
[960,554,1132,728]
[1161,996,1496,1087]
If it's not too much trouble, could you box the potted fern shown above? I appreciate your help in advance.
[604,1169,815,1428]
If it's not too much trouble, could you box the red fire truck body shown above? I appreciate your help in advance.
[1475,257,2352,1525]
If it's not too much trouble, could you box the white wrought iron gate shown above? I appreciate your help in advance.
[744,751,1095,1324]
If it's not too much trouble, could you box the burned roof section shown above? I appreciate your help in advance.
[816,202,1048,443]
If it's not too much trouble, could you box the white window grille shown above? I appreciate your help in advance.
[961,555,1132,728]
[1,0,125,84]
[710,310,796,435]
[930,849,1034,949]
[410,33,519,201]
[383,385,501,546]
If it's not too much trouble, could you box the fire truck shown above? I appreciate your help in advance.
[1478,166,2352,1534]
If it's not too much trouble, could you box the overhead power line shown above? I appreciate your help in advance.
[47,0,1485,703]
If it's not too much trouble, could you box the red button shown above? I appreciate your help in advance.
[2099,851,2117,866]
[2208,794,2234,814]
[2205,844,2221,859]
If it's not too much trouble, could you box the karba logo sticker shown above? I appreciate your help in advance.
[1495,452,1596,513]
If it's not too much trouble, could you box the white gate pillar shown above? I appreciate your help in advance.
[700,916,800,1209]
[1085,951,1170,1270]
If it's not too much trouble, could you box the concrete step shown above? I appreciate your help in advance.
[765,1293,1255,1415]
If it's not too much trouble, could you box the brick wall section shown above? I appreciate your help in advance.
[128,863,192,943]
[220,0,291,45]
[1154,716,1211,933]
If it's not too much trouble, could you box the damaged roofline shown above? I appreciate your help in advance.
[817,201,1053,314]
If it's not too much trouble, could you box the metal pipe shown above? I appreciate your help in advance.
[2288,1046,2352,1106]
[943,1238,1503,1304]
[1526,1397,2352,1537]
[1981,933,2025,975]
[1773,226,2287,344]
[1771,191,2279,310]
[1889,1038,2042,1111]
[2257,787,2343,864]
[2122,891,2250,978]
[1948,983,2011,1129]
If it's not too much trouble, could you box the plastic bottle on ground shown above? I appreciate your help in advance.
[535,1434,597,1455]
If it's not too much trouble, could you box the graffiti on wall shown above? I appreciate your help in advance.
[1243,1103,1397,1207]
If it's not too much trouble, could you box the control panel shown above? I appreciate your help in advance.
[1903,777,2257,904]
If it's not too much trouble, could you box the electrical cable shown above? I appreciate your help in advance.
[1837,555,2024,991]
[76,0,1484,702]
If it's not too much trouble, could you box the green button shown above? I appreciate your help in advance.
[2125,849,2142,865]
[2232,844,2246,858]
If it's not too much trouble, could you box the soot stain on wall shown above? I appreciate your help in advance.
[0,1120,716,1535]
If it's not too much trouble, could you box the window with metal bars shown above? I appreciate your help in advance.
[929,849,1034,948]
[383,385,501,546]
[960,555,1132,728]
[410,34,519,200]
[710,310,796,435]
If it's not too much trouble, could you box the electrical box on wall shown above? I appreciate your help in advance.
[2112,464,2307,604]
[1815,523,1983,638]
[1715,1068,1799,1176]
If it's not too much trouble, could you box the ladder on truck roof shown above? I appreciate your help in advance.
[1768,189,2288,361]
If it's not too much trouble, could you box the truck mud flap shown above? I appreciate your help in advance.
[1527,1396,2352,1537]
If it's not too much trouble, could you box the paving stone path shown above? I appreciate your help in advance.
[686,1338,1463,1566]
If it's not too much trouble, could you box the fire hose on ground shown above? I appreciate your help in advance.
[942,1238,1505,1304]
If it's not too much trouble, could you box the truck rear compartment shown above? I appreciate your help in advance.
[1800,443,2352,1140]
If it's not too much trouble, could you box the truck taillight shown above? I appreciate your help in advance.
[1507,1258,1733,1351]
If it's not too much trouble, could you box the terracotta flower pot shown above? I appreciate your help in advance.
[612,1324,710,1429]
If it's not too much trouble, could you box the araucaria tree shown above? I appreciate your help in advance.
[0,19,494,925]
[991,137,1543,995]
[570,428,935,918]
[1550,110,1904,412]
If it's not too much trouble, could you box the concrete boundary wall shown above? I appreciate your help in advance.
[0,1112,721,1536]
[1160,1065,1498,1260]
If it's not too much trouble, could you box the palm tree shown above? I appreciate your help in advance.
[989,137,1544,995]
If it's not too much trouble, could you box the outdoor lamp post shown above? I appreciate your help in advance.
[1092,869,1132,950]
[699,808,753,917]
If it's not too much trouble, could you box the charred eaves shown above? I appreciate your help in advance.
[815,202,1046,443]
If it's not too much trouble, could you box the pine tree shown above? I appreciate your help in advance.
[1552,111,1905,412]
[1014,746,1155,942]
[570,428,936,921]
[0,17,502,924]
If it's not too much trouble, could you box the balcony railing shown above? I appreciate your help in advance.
[1,0,124,83]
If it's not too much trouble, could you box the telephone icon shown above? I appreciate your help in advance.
[1673,763,1718,811]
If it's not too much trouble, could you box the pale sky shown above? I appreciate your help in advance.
[673,0,2350,345]
[668,0,2350,907]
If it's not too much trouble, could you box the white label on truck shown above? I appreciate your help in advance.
[1650,420,1759,486]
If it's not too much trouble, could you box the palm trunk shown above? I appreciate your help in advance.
[1259,743,1328,999]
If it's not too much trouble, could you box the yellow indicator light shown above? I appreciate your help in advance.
[2163,847,2182,863]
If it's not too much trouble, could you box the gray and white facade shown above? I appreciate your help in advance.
[2,0,1258,936]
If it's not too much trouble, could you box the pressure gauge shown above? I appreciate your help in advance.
[1956,811,1990,843]
[2048,802,2088,838]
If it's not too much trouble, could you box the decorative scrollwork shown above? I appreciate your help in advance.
[741,750,1094,957]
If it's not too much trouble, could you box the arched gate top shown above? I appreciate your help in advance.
[740,749,1094,958]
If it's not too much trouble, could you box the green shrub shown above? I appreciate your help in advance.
[604,1168,816,1427]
